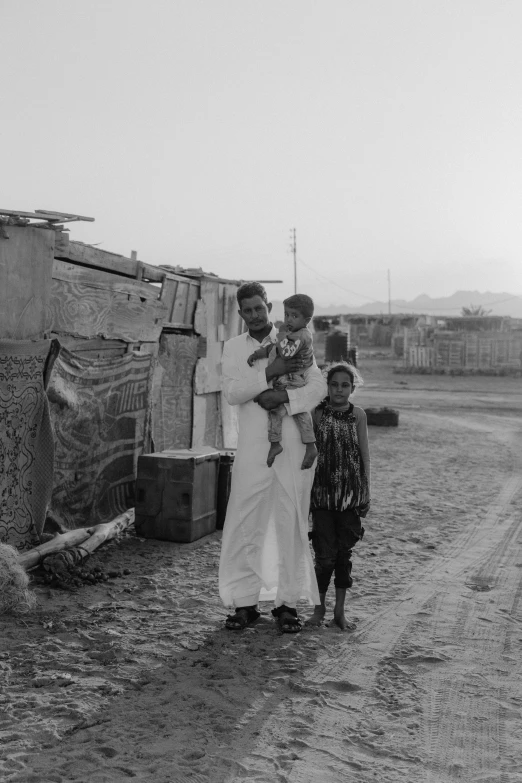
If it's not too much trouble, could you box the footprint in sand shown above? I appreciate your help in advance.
[95,746,119,759]
[309,679,362,693]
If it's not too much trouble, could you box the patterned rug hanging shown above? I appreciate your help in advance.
[0,340,55,550]
[47,345,154,529]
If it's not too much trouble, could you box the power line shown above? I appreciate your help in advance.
[297,256,522,312]
[297,256,378,302]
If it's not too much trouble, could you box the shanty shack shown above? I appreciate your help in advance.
[0,210,244,550]
[402,315,522,372]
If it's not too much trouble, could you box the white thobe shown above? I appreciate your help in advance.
[218,327,326,609]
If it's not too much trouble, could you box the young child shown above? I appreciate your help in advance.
[247,294,318,470]
[306,362,370,631]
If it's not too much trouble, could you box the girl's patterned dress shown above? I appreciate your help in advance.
[311,400,370,513]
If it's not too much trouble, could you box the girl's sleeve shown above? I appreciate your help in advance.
[355,408,371,489]
[222,340,270,406]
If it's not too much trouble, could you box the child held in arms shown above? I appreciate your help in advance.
[248,294,318,470]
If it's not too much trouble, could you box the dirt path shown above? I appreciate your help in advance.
[214,412,522,783]
[1,368,521,783]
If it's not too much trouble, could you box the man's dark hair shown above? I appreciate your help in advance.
[283,293,314,319]
[236,282,268,307]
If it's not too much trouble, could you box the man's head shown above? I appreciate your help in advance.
[237,282,272,336]
[283,294,314,333]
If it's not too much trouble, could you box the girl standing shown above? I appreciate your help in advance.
[307,362,371,630]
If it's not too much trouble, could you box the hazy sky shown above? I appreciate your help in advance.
[2,1,522,307]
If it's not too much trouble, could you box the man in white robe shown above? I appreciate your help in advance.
[219,282,326,632]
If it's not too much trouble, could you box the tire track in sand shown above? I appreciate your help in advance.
[415,417,522,783]
[223,414,522,783]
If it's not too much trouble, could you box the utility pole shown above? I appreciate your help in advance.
[290,228,297,294]
[387,268,391,315]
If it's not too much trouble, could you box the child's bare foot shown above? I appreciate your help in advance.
[305,606,326,627]
[267,442,283,467]
[301,443,318,470]
[329,612,357,631]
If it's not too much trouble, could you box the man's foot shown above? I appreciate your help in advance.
[329,612,356,631]
[301,443,318,470]
[272,605,302,633]
[305,606,326,627]
[225,606,260,630]
[267,442,283,467]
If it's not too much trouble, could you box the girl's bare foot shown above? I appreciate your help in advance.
[301,443,318,470]
[305,606,326,627]
[267,442,283,467]
[329,612,357,631]
[330,588,355,630]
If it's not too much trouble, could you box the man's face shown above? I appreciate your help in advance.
[238,295,272,333]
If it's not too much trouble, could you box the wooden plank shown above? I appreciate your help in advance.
[170,280,192,325]
[151,333,198,451]
[194,280,221,394]
[223,283,242,340]
[54,231,70,256]
[161,322,194,331]
[191,393,223,449]
[60,241,201,286]
[0,225,54,339]
[52,258,162,301]
[191,395,207,448]
[186,282,200,326]
[60,241,144,278]
[60,240,166,283]
[49,279,168,342]
[54,336,127,352]
[204,392,222,448]
[0,208,94,222]
[35,209,95,221]
[194,297,207,337]
[194,281,243,394]
[160,276,200,329]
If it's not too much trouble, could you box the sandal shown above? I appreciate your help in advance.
[272,605,302,634]
[225,605,260,631]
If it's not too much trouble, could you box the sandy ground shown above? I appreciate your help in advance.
[1,357,522,783]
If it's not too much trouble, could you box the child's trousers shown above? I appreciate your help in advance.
[268,405,315,443]
[311,508,364,593]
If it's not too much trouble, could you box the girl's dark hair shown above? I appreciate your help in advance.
[324,361,363,392]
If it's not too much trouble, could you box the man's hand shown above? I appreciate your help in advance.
[253,389,289,410]
[265,355,304,381]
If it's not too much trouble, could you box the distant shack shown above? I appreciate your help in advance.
[313,311,522,373]
[401,315,522,373]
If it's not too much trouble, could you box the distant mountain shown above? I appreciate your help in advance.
[271,291,522,319]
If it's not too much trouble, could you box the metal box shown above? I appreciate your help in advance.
[134,447,220,543]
